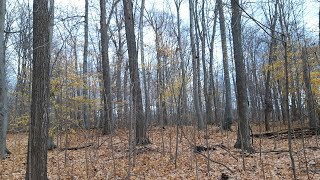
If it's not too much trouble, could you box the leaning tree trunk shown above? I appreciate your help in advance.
[217,0,232,130]
[123,0,150,145]
[231,0,254,153]
[0,0,9,160]
[26,0,52,178]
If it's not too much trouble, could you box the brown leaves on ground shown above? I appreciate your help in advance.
[1,123,320,179]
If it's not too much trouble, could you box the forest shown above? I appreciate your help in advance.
[0,0,319,179]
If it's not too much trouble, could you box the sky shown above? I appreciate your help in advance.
[55,0,319,38]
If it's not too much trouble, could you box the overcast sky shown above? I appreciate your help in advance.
[55,0,319,37]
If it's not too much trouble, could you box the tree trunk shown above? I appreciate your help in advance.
[0,0,9,160]
[209,3,219,124]
[82,0,89,129]
[100,0,113,134]
[189,0,204,129]
[174,0,188,122]
[139,0,151,127]
[26,0,52,178]
[123,0,150,145]
[264,1,278,131]
[231,0,254,153]
[217,0,232,130]
[302,45,317,128]
[200,0,213,125]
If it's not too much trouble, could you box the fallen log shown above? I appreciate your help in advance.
[252,127,319,139]
[59,143,94,151]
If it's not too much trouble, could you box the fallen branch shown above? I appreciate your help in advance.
[60,143,94,151]
[260,149,290,154]
[252,127,319,139]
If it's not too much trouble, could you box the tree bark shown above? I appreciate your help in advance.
[302,45,317,128]
[99,0,113,134]
[82,0,89,129]
[0,0,9,160]
[209,4,219,124]
[189,0,204,129]
[139,0,151,127]
[174,0,188,122]
[200,0,214,125]
[231,0,254,153]
[26,0,52,178]
[123,0,150,145]
[217,0,232,130]
[264,1,278,131]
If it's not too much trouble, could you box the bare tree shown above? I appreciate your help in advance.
[174,0,188,121]
[26,0,52,178]
[189,0,204,129]
[231,0,254,153]
[123,0,150,144]
[82,0,89,129]
[217,0,232,130]
[139,0,151,126]
[100,0,118,134]
[0,0,9,160]
[264,0,278,131]
[200,0,214,125]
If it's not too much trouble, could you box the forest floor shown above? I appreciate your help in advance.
[1,122,320,179]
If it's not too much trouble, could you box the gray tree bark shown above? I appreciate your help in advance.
[123,0,150,145]
[264,1,278,131]
[100,0,115,134]
[209,4,219,124]
[139,0,151,127]
[302,45,317,128]
[217,0,232,130]
[26,0,52,178]
[82,0,89,129]
[200,0,214,125]
[174,0,188,121]
[231,0,254,153]
[0,0,9,160]
[189,0,204,129]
